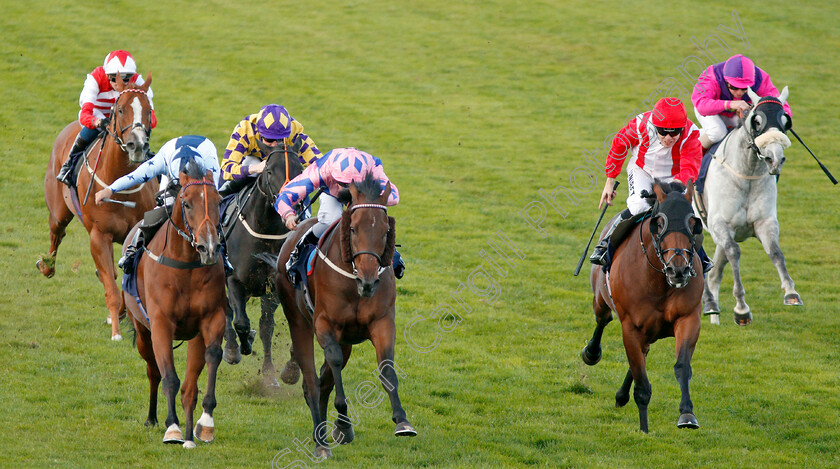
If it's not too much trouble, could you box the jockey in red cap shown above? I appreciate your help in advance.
[57,50,157,186]
[691,54,792,151]
[590,98,711,272]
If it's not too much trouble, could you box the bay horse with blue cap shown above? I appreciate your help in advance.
[582,180,704,433]
[39,75,157,340]
[122,157,226,448]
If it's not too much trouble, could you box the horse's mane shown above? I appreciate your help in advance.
[353,172,383,203]
[654,178,685,195]
[181,157,208,180]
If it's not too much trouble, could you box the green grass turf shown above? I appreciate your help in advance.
[1,1,839,467]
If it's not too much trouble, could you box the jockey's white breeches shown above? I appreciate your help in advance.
[694,108,739,144]
[313,194,343,238]
[626,165,675,215]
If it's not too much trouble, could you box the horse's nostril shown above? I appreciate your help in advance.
[197,245,207,254]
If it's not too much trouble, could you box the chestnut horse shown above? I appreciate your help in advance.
[122,161,226,448]
[275,173,416,458]
[582,180,703,433]
[222,142,304,388]
[39,75,157,340]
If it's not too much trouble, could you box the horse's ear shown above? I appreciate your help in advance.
[685,179,695,202]
[114,73,126,92]
[653,182,666,202]
[349,182,360,206]
[140,72,152,92]
[746,87,761,104]
[377,180,392,205]
[778,86,789,106]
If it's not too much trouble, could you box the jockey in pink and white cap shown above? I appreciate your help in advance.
[275,147,399,237]
[691,54,791,151]
[57,50,156,186]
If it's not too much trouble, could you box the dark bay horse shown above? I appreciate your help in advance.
[123,161,226,448]
[582,180,703,433]
[39,75,157,340]
[222,142,304,388]
[275,173,416,458]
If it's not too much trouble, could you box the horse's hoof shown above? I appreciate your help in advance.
[144,418,157,427]
[36,259,55,278]
[314,446,332,459]
[106,316,112,325]
[615,393,630,408]
[223,345,242,365]
[111,334,123,341]
[784,293,804,306]
[263,375,281,388]
[394,421,417,437]
[581,346,601,366]
[194,413,215,443]
[734,311,752,326]
[182,440,196,449]
[332,424,355,444]
[280,360,301,385]
[707,313,720,325]
[163,423,184,444]
[677,413,700,429]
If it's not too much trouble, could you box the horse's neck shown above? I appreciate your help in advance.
[244,184,284,231]
[161,204,198,261]
[97,138,135,179]
[725,128,764,175]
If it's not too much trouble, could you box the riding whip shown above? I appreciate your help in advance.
[789,128,837,185]
[83,132,108,205]
[103,198,137,208]
[295,189,323,223]
[574,181,620,276]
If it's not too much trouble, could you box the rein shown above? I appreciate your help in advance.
[316,203,390,280]
[639,210,697,280]
[107,88,151,152]
[236,146,295,240]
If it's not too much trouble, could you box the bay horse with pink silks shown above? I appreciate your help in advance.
[275,173,416,458]
[582,180,703,433]
[122,160,226,448]
[38,75,157,340]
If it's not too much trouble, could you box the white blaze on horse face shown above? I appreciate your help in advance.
[130,97,147,144]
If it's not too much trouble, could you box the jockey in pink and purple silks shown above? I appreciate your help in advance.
[275,147,403,277]
[691,54,792,151]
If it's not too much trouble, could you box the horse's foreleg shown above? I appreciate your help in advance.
[703,244,729,323]
[673,314,701,429]
[318,343,354,444]
[370,318,416,438]
[713,230,751,324]
[133,316,160,427]
[38,191,73,278]
[180,336,206,449]
[622,326,651,433]
[259,294,280,386]
[222,297,242,365]
[227,280,255,355]
[88,229,123,340]
[754,218,802,306]
[194,308,225,445]
[150,321,182,444]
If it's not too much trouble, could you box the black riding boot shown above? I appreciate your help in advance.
[220,242,234,276]
[285,227,319,277]
[695,233,714,274]
[590,209,632,266]
[119,231,144,274]
[218,177,252,198]
[56,134,88,187]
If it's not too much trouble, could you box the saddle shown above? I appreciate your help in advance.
[602,211,650,273]
[694,140,723,195]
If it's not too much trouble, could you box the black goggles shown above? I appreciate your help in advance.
[655,127,682,137]
[108,73,133,83]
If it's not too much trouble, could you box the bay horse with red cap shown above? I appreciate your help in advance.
[275,173,416,458]
[582,180,703,433]
[122,159,226,448]
[38,75,157,340]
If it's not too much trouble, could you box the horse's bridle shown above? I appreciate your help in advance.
[347,203,390,273]
[254,144,294,204]
[106,88,152,153]
[165,179,219,251]
[639,203,700,281]
[744,97,786,158]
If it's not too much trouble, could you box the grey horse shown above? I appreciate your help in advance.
[693,86,803,326]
